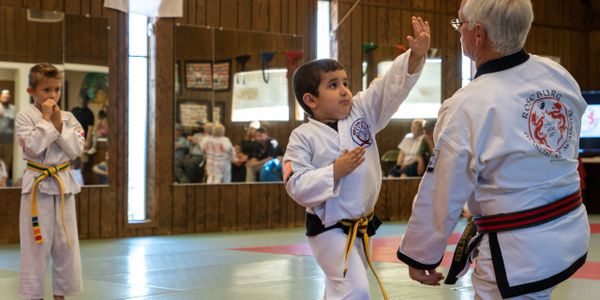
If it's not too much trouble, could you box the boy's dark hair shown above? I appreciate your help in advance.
[292,59,345,116]
[29,63,62,88]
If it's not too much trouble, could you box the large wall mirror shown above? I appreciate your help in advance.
[0,7,109,188]
[173,25,303,184]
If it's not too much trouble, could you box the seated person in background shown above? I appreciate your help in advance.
[416,119,436,175]
[390,118,425,177]
[246,126,284,181]
[240,122,261,180]
[70,157,84,186]
[0,158,7,187]
[86,110,108,155]
[231,144,248,182]
[202,122,236,183]
[173,124,192,183]
[183,123,207,183]
[92,152,109,184]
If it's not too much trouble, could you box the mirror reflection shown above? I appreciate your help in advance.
[0,7,109,187]
[173,26,302,184]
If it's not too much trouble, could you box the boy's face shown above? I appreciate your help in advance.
[27,78,61,106]
[305,69,353,123]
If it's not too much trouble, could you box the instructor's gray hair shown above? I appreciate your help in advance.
[463,0,533,55]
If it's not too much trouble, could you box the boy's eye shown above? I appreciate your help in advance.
[329,82,337,88]
[343,81,348,87]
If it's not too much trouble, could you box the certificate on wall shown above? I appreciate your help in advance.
[213,60,231,91]
[178,100,210,128]
[185,61,212,90]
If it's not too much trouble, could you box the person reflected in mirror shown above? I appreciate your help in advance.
[173,123,192,183]
[92,151,108,185]
[0,89,15,185]
[85,110,108,155]
[16,63,84,300]
[0,157,7,187]
[70,157,84,186]
[0,89,16,116]
[283,16,429,299]
[389,118,425,177]
[182,122,207,183]
[70,95,94,152]
[231,144,248,182]
[202,122,235,184]
[240,121,261,181]
[416,119,436,176]
[246,126,283,182]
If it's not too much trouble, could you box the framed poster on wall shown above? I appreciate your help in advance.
[177,99,211,129]
[185,61,212,90]
[212,60,231,91]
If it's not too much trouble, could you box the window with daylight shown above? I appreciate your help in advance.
[127,13,149,222]
[231,69,289,122]
[377,58,442,119]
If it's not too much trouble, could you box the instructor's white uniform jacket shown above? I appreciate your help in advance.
[284,50,424,226]
[398,50,590,298]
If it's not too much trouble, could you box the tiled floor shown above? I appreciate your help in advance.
[1,216,599,299]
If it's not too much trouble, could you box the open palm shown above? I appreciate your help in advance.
[407,16,431,58]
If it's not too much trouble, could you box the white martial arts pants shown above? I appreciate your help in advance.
[308,228,371,300]
[472,235,553,300]
[19,192,83,299]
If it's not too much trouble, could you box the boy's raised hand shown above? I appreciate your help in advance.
[334,146,366,182]
[407,16,430,58]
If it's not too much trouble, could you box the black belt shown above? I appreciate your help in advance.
[445,190,582,284]
[305,211,381,237]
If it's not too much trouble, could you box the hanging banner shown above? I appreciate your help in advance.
[104,0,183,18]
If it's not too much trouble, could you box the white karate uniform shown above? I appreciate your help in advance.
[284,50,424,299]
[15,104,84,299]
[398,51,590,299]
[203,136,236,183]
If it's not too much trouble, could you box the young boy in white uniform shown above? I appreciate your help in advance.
[16,64,85,300]
[396,1,590,299]
[283,16,430,300]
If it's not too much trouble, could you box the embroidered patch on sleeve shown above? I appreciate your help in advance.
[426,148,439,173]
[283,160,294,184]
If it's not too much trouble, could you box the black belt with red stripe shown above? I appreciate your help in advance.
[444,190,582,285]
[474,191,582,233]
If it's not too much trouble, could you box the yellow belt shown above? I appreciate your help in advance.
[339,212,389,300]
[27,160,71,247]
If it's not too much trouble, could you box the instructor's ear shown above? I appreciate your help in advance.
[475,23,486,46]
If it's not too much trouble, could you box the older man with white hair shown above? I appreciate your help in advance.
[396,0,590,299]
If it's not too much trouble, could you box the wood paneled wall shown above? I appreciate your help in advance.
[0,0,598,244]
[0,6,63,63]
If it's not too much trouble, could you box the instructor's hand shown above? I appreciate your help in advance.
[408,266,444,286]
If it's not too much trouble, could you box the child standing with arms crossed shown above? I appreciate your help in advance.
[283,16,430,299]
[16,64,85,299]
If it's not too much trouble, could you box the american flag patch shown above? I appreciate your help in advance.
[283,160,294,184]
